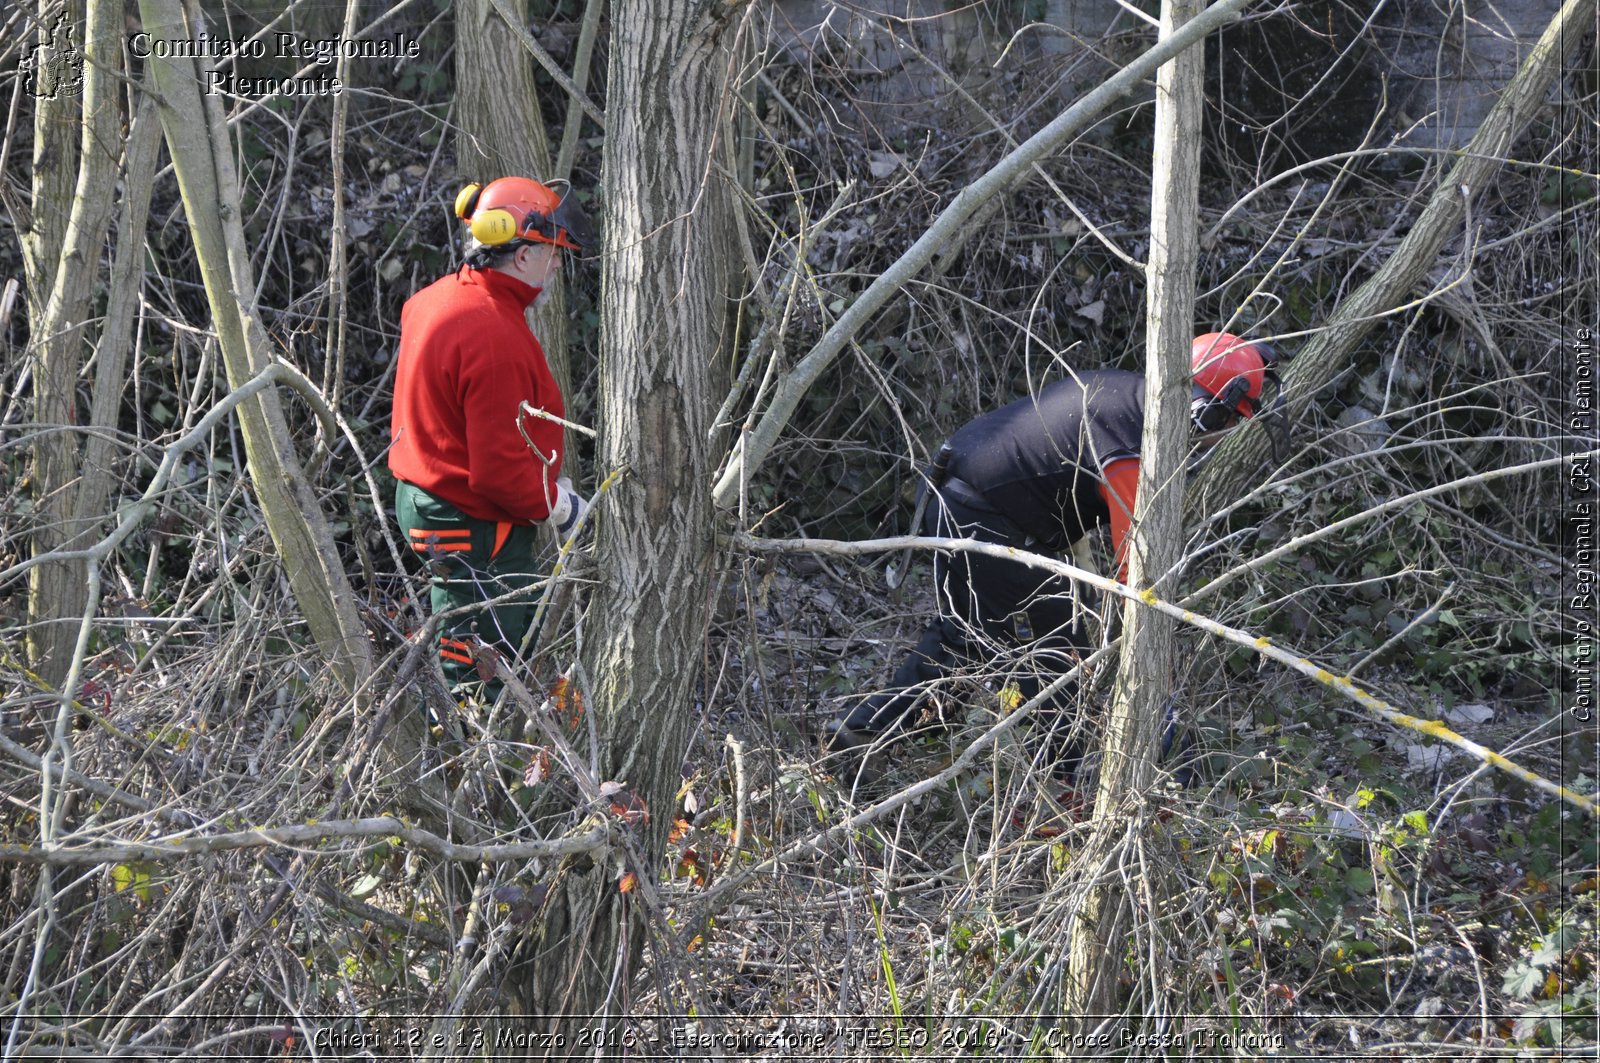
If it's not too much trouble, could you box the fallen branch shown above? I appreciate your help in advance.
[734,532,1597,817]
[0,732,180,829]
[689,636,1112,928]
[0,816,613,866]
[2,718,457,951]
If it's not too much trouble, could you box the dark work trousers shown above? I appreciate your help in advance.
[861,480,1093,769]
[395,481,543,696]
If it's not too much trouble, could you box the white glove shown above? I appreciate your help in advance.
[546,477,589,539]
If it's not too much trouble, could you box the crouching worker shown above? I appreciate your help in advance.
[824,334,1287,777]
[388,176,595,698]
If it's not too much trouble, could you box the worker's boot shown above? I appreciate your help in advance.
[827,623,951,752]
[822,696,892,752]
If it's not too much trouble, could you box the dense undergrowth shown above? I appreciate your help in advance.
[1,0,1595,1057]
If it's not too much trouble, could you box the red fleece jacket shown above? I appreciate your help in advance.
[388,267,564,523]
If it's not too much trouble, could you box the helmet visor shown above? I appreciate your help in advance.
[1191,388,1237,434]
[538,187,594,252]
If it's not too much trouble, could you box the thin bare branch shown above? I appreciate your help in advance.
[735,531,1597,817]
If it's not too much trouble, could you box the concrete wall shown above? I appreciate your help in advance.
[764,0,1573,157]
[1377,0,1566,150]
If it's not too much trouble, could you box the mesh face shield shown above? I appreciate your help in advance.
[537,185,595,253]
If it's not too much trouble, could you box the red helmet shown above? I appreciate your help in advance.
[454,176,594,252]
[1190,332,1280,432]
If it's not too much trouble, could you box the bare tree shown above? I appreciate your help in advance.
[135,0,374,694]
[20,0,119,691]
[1064,0,1204,1025]
[11,0,80,329]
[512,0,738,1031]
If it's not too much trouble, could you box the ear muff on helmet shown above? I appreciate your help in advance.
[470,209,523,246]
[456,182,521,250]
[1191,375,1252,434]
[454,183,483,221]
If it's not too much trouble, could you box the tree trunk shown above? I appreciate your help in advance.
[15,0,82,330]
[1187,0,1598,518]
[70,89,161,599]
[455,0,554,179]
[135,0,374,695]
[455,0,578,470]
[514,0,735,1035]
[1064,0,1203,1026]
[25,0,122,690]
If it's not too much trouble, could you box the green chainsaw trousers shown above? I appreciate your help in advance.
[394,480,543,692]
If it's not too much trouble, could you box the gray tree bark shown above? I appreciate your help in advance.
[13,0,81,330]
[1064,0,1203,1025]
[69,89,161,617]
[24,0,123,690]
[512,0,736,1035]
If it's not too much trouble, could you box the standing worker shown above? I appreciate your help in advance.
[824,334,1287,770]
[388,176,594,694]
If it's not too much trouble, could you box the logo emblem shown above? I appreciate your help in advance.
[22,13,84,100]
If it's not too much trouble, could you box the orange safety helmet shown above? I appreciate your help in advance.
[1190,332,1294,461]
[1190,332,1280,430]
[454,176,594,253]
